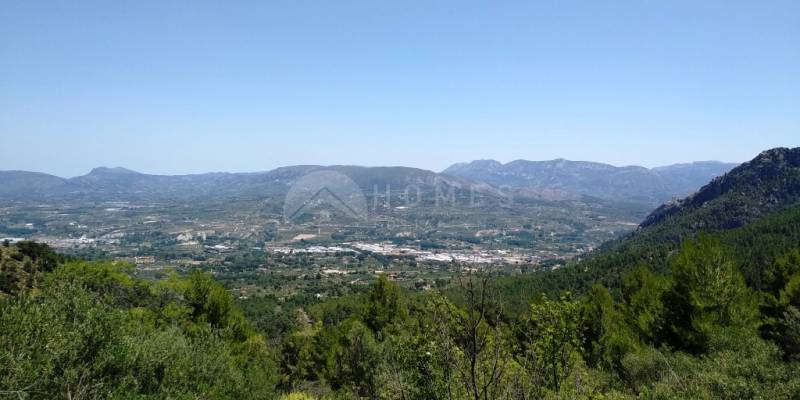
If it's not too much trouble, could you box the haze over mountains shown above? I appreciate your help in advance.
[443,159,739,204]
[0,165,478,201]
[0,158,738,206]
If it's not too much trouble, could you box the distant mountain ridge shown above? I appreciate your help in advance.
[0,158,738,204]
[443,158,739,204]
[0,164,478,201]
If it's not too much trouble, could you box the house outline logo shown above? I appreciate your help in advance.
[283,170,368,223]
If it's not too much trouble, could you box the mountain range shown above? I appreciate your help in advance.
[0,159,738,205]
[0,165,478,201]
[442,159,739,204]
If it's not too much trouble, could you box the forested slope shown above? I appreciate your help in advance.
[493,147,800,311]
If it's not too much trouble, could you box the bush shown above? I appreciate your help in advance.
[0,262,278,399]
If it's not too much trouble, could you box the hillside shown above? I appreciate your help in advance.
[641,147,800,232]
[494,147,800,308]
[0,171,69,196]
[443,158,738,205]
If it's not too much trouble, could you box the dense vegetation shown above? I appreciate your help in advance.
[1,243,277,399]
[3,223,800,399]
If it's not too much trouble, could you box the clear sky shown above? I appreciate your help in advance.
[1,0,798,177]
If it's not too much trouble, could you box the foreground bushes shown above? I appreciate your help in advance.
[0,260,277,399]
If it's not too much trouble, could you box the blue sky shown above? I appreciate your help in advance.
[1,0,798,177]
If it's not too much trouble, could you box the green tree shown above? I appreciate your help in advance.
[621,264,669,344]
[454,274,508,400]
[580,283,638,372]
[581,283,615,366]
[764,249,800,297]
[664,234,758,353]
[363,274,407,334]
[762,274,800,359]
[520,294,582,394]
[329,320,381,397]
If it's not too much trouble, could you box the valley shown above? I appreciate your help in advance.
[0,159,715,297]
